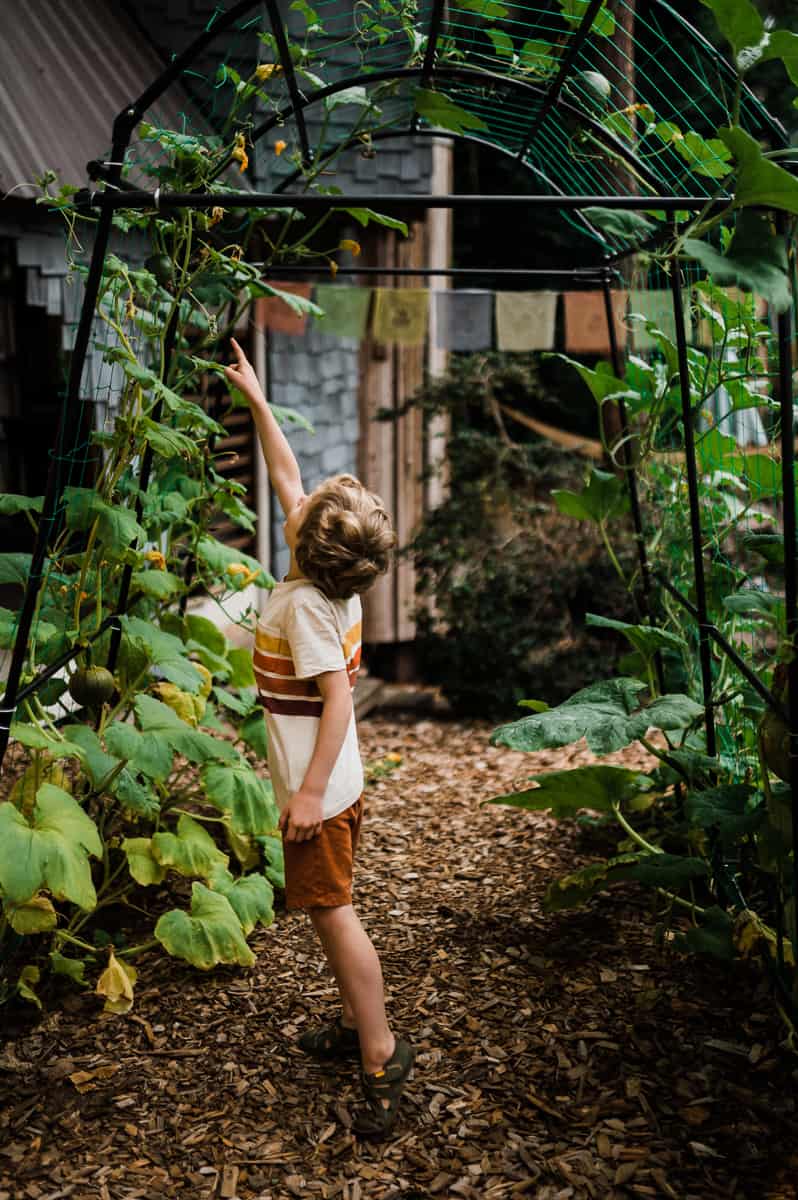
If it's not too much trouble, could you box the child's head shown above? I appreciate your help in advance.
[292,474,396,600]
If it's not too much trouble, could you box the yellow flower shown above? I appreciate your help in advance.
[255,63,281,81]
[385,752,402,764]
[209,206,225,227]
[339,239,361,257]
[231,132,249,173]
[328,258,339,280]
[226,562,249,577]
[144,549,167,570]
[274,139,287,156]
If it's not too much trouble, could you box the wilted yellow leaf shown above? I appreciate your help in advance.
[96,949,137,1015]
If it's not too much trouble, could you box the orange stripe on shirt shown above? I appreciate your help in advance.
[253,650,297,677]
[258,675,320,698]
[255,628,293,657]
[342,622,362,661]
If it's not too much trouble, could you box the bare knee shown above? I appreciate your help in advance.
[309,903,353,935]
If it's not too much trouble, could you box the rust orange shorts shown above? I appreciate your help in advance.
[283,795,364,910]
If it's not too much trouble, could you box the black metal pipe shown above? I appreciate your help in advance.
[669,248,717,756]
[654,571,787,720]
[84,190,727,212]
[776,214,798,956]
[265,0,312,169]
[273,126,615,253]
[259,264,610,278]
[516,0,606,162]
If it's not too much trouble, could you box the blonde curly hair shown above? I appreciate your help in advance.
[295,474,396,601]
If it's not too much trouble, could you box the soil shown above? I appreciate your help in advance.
[1,709,797,1200]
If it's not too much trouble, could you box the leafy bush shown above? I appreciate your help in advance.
[405,355,637,716]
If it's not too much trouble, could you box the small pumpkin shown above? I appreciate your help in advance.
[68,666,116,709]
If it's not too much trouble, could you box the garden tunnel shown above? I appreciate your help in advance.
[2,0,798,1012]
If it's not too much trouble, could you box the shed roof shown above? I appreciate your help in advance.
[0,0,200,198]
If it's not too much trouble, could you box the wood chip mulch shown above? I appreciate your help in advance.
[1,710,797,1200]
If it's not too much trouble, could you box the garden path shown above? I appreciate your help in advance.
[1,710,797,1200]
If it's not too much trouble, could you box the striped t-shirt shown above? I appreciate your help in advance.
[253,579,363,820]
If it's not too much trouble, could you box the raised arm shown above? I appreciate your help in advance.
[224,337,304,517]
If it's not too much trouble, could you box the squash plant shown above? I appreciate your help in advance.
[487,1,798,1026]
[0,11,428,1010]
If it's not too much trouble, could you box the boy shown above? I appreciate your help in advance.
[225,338,414,1139]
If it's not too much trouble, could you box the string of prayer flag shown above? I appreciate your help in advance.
[563,290,628,354]
[259,282,313,336]
[314,284,372,338]
[496,290,557,352]
[372,287,429,345]
[433,289,493,351]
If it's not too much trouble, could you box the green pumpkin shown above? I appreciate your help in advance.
[68,666,116,709]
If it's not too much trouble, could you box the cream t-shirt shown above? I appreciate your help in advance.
[253,579,363,819]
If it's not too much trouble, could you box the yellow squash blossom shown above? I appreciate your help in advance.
[144,549,167,571]
[328,259,339,279]
[231,132,249,173]
[339,239,361,257]
[209,206,225,227]
[274,139,287,156]
[255,63,281,81]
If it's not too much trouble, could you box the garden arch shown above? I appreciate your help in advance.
[2,0,797,1011]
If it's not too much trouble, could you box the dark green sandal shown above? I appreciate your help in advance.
[352,1038,415,1139]
[298,1017,360,1060]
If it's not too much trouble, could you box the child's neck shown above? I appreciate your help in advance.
[285,552,307,582]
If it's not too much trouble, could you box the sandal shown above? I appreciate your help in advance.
[352,1037,415,1139]
[298,1016,360,1060]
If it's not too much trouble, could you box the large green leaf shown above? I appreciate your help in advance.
[547,355,632,409]
[151,814,229,879]
[256,834,285,889]
[683,212,791,312]
[699,0,763,61]
[130,569,183,600]
[582,208,654,240]
[5,894,58,934]
[239,710,269,759]
[585,614,687,661]
[62,487,144,555]
[0,554,33,586]
[674,132,732,180]
[227,648,256,688]
[719,126,798,216]
[155,881,255,969]
[133,695,238,765]
[544,851,709,912]
[8,722,86,762]
[674,905,735,960]
[62,725,119,790]
[493,677,645,754]
[105,720,174,781]
[195,537,271,588]
[552,468,630,526]
[0,784,101,908]
[685,783,764,843]
[140,418,199,461]
[759,29,798,87]
[0,494,43,516]
[207,864,274,935]
[0,608,58,651]
[122,837,167,886]
[489,764,652,817]
[120,616,203,692]
[413,88,489,134]
[201,763,279,835]
[559,0,614,36]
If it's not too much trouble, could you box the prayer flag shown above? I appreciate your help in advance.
[258,282,313,335]
[495,291,557,352]
[313,284,372,338]
[563,290,628,354]
[372,288,429,345]
[628,289,690,350]
[433,289,493,351]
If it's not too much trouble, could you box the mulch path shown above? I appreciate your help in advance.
[1,710,797,1200]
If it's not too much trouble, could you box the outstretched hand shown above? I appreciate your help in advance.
[224,337,263,404]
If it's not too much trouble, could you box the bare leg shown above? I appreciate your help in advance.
[310,904,395,1073]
